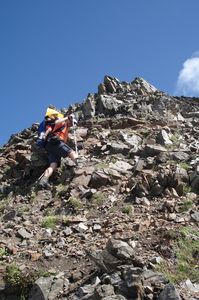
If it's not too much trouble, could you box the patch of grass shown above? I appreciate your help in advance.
[109,156,118,164]
[44,207,54,217]
[5,263,22,286]
[4,264,53,299]
[175,228,199,282]
[156,227,199,283]
[91,192,106,205]
[141,129,150,138]
[122,205,133,215]
[178,162,189,171]
[183,185,192,194]
[0,198,9,213]
[18,206,29,215]
[68,197,83,209]
[3,165,11,172]
[61,215,70,226]
[0,247,8,259]
[29,191,37,202]
[41,215,59,229]
[55,184,68,197]
[170,133,180,145]
[179,199,193,212]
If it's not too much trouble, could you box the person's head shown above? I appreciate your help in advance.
[45,114,58,122]
[45,107,62,119]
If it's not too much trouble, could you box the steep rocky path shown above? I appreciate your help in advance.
[0,76,198,299]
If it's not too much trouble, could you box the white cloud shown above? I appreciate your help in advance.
[175,52,199,96]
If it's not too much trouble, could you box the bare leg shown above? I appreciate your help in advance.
[38,162,58,188]
[43,162,58,179]
[68,150,78,161]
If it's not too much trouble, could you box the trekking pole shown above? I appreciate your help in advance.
[37,172,45,182]
[72,119,78,155]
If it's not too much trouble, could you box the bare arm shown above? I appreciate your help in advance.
[44,127,52,139]
[54,115,74,126]
[54,116,69,125]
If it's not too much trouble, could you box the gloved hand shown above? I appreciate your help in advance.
[69,114,78,125]
[39,132,45,140]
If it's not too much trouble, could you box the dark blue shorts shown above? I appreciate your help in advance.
[45,140,72,166]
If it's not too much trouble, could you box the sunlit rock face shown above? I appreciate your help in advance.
[0,76,198,300]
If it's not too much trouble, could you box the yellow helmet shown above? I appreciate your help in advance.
[45,107,64,118]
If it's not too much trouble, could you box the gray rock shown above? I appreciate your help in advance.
[157,283,182,300]
[89,171,112,188]
[48,278,64,300]
[156,129,173,146]
[190,172,199,191]
[173,166,189,183]
[170,151,190,161]
[94,284,115,299]
[131,77,157,94]
[109,142,129,155]
[96,95,120,116]
[78,284,96,298]
[109,160,133,173]
[142,144,167,157]
[134,159,145,172]
[17,228,32,239]
[82,94,96,118]
[102,295,127,300]
[182,279,199,293]
[117,267,144,299]
[149,256,164,264]
[73,222,88,233]
[3,209,16,221]
[143,269,168,285]
[107,239,135,260]
[191,211,199,222]
[86,248,122,273]
[119,132,142,149]
[29,276,54,300]
[62,227,73,236]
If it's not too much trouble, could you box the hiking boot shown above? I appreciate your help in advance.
[38,176,50,189]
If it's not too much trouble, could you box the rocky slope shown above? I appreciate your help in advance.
[0,76,199,300]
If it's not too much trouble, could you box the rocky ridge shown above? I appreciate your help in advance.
[0,76,199,300]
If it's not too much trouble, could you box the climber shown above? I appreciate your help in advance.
[38,107,78,188]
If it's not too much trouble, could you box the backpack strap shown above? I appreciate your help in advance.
[52,124,66,134]
[46,123,66,141]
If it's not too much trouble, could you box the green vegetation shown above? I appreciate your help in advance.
[29,191,37,203]
[0,198,9,213]
[95,162,108,170]
[68,196,84,209]
[44,207,54,217]
[170,133,181,145]
[61,215,70,226]
[0,247,8,259]
[178,162,189,171]
[55,183,68,197]
[140,128,150,138]
[157,227,199,283]
[4,263,52,299]
[91,192,106,205]
[182,185,192,194]
[122,205,133,215]
[179,199,193,212]
[18,206,29,215]
[5,263,23,286]
[41,215,59,229]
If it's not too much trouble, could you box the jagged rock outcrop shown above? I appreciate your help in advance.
[0,76,199,300]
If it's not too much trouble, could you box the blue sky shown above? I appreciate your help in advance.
[0,0,199,146]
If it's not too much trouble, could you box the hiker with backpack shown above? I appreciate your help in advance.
[37,108,78,188]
